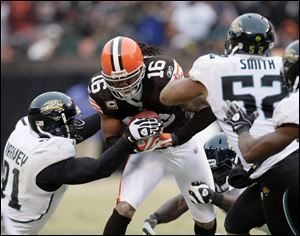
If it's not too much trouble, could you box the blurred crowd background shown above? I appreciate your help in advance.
[1,1,299,67]
[1,1,299,156]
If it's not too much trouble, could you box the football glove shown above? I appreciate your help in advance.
[223,100,258,135]
[142,213,159,235]
[188,181,214,204]
[124,117,163,144]
[135,133,174,152]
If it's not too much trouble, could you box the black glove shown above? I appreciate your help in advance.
[223,100,258,135]
[124,118,163,144]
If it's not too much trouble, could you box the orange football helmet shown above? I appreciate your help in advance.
[101,36,146,100]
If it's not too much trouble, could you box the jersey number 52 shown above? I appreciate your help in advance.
[222,75,287,118]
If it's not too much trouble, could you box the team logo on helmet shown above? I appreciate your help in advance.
[231,21,242,35]
[284,47,299,63]
[40,100,64,116]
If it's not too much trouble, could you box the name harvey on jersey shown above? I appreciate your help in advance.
[4,142,28,166]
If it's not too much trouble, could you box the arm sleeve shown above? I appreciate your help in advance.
[76,113,101,144]
[173,106,217,145]
[36,136,133,191]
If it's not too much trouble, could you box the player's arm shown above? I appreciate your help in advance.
[76,113,101,144]
[160,77,207,107]
[172,103,216,146]
[223,100,299,163]
[238,125,299,163]
[143,194,188,235]
[101,113,123,149]
[137,104,216,151]
[36,136,133,192]
[36,117,162,191]
[151,194,188,223]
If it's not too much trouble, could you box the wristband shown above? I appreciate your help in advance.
[211,191,224,207]
[171,133,178,146]
[236,126,250,135]
[151,212,161,224]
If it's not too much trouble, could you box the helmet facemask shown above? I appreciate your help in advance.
[206,148,237,193]
[282,41,299,93]
[35,105,85,142]
[102,64,145,101]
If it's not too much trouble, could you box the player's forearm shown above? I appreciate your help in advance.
[173,106,216,145]
[37,136,133,189]
[160,79,202,106]
[238,130,292,163]
[76,113,101,144]
[94,135,133,177]
[155,194,188,224]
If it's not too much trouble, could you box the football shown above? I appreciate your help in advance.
[136,136,160,152]
[132,110,160,120]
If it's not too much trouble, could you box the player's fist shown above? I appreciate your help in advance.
[124,118,163,144]
[136,133,173,152]
[188,181,213,204]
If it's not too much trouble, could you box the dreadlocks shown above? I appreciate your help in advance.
[138,42,161,56]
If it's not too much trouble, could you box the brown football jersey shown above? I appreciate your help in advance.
[88,55,188,133]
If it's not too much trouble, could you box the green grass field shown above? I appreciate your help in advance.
[39,174,266,235]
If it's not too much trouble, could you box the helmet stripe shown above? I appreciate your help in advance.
[110,40,115,72]
[111,36,124,72]
[118,37,124,70]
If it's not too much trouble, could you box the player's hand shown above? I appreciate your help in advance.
[124,118,163,144]
[142,214,159,235]
[188,181,214,204]
[136,133,174,152]
[223,100,258,135]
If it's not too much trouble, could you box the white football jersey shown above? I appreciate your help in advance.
[272,90,299,127]
[189,53,299,178]
[1,116,75,235]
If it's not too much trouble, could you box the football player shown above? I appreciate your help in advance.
[142,132,240,235]
[159,13,299,234]
[1,91,162,235]
[223,39,299,235]
[88,36,218,235]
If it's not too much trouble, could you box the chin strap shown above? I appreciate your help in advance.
[61,112,71,139]
[36,126,54,138]
[292,76,299,92]
[229,45,240,56]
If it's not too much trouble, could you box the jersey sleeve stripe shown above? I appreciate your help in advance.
[171,59,184,80]
[117,154,131,204]
[88,96,103,113]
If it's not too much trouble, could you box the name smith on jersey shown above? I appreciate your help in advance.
[240,58,276,70]
[4,142,28,166]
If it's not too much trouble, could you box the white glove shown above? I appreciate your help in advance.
[188,181,213,204]
[124,118,163,144]
[143,221,156,235]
